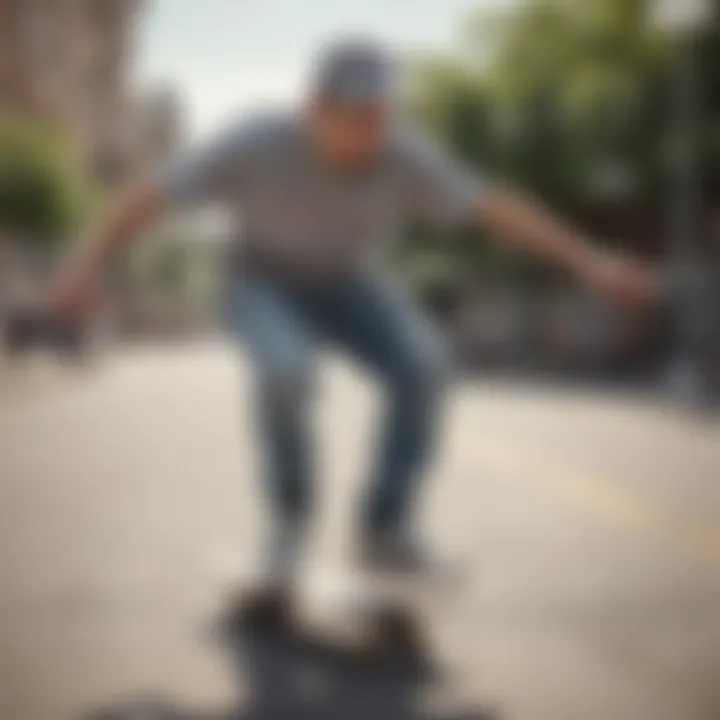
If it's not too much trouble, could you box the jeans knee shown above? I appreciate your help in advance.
[260,362,313,418]
[393,341,452,401]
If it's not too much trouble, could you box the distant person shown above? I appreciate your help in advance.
[47,39,658,608]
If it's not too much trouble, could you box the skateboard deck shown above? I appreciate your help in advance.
[213,561,461,674]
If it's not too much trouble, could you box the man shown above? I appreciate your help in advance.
[48,40,656,596]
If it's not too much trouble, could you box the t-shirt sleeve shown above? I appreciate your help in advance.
[398,128,485,228]
[158,118,258,206]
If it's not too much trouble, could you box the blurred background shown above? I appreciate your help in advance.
[0,0,718,397]
[0,2,719,720]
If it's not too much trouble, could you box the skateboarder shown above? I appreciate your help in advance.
[47,39,657,597]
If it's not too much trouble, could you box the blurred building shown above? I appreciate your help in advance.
[0,0,179,185]
[126,84,183,177]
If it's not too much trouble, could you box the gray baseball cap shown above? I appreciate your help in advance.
[312,38,399,107]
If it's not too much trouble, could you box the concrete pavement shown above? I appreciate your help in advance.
[1,342,719,719]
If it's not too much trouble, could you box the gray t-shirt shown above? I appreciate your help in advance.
[161,110,483,277]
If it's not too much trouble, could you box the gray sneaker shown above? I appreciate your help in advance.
[358,530,444,576]
[262,520,304,589]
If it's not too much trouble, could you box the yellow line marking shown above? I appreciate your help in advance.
[480,442,720,567]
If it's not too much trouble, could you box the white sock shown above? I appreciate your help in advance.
[264,521,303,588]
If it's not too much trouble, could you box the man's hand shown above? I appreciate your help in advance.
[579,251,661,307]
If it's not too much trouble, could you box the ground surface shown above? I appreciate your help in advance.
[1,343,719,719]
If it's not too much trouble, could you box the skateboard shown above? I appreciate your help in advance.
[217,564,458,674]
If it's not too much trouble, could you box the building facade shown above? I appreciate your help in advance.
[0,0,174,184]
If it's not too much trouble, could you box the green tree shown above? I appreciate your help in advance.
[469,0,676,210]
[0,116,94,246]
[408,0,720,287]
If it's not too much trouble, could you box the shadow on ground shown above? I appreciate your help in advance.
[86,619,496,720]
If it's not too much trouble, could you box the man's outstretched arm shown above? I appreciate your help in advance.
[48,117,252,321]
[48,181,167,321]
[474,185,658,305]
[403,131,658,305]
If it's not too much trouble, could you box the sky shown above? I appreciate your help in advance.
[134,0,506,137]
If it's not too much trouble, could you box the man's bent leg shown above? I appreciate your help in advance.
[224,275,317,583]
[317,273,451,538]
[367,342,448,534]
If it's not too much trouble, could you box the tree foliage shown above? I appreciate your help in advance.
[408,0,720,287]
[0,116,94,245]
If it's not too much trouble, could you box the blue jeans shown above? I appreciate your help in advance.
[224,269,450,535]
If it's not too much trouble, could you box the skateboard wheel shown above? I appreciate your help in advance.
[227,588,294,634]
[372,607,425,656]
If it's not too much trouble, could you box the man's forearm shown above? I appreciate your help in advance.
[65,182,166,281]
[477,187,600,277]
[475,185,658,305]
